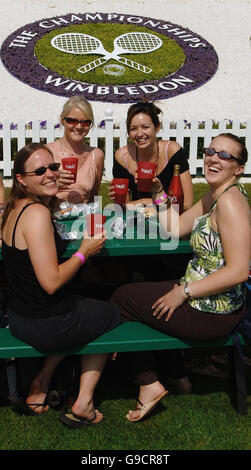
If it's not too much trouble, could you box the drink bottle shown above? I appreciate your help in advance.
[167,164,184,214]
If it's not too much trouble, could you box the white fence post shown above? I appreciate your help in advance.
[32,120,40,143]
[89,121,98,148]
[2,121,12,176]
[17,121,26,150]
[104,109,114,180]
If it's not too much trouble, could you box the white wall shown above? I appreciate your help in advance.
[0,0,250,124]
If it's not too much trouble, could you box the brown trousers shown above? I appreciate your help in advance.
[111,281,244,385]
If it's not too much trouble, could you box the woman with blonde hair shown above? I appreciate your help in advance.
[47,95,104,204]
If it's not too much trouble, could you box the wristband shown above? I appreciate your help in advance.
[153,192,168,206]
[72,251,85,265]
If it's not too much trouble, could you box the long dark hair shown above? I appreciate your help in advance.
[2,143,57,231]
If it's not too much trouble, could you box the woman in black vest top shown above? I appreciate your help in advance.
[110,100,193,209]
[1,143,123,427]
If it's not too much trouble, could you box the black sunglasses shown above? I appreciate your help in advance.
[64,117,92,127]
[21,162,60,176]
[203,148,243,164]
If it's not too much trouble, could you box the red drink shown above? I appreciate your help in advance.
[62,157,78,183]
[137,162,157,192]
[86,214,106,237]
[113,178,129,205]
[167,165,184,214]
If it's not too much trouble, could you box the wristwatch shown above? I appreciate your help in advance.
[184,283,191,299]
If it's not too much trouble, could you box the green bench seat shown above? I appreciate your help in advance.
[0,322,248,415]
[0,322,244,358]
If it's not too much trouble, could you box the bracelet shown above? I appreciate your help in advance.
[153,192,168,206]
[72,251,85,265]
[184,283,191,299]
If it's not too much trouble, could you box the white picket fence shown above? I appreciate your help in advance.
[0,110,250,180]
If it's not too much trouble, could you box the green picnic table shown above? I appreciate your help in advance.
[56,211,192,258]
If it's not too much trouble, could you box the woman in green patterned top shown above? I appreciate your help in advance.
[112,133,250,422]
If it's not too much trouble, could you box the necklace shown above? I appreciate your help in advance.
[60,138,87,160]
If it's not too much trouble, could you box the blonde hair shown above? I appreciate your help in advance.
[60,96,94,128]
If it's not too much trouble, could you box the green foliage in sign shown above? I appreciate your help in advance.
[34,23,185,85]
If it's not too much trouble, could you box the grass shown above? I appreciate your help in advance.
[0,355,251,451]
[0,182,250,451]
[99,181,251,208]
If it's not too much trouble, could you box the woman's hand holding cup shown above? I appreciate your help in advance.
[80,229,107,260]
[58,169,76,189]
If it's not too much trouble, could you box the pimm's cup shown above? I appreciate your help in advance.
[112,178,129,205]
[62,157,78,183]
[137,162,157,192]
[86,214,106,237]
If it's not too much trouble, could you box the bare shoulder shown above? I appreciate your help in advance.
[46,140,59,155]
[22,203,51,223]
[217,186,250,217]
[166,140,182,158]
[115,145,131,166]
[15,204,52,245]
[93,147,104,162]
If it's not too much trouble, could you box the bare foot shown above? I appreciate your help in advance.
[26,377,49,415]
[127,381,167,421]
[71,399,104,424]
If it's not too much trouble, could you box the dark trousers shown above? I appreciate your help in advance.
[111,281,244,385]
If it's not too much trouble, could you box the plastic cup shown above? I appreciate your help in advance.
[112,178,129,205]
[62,157,78,183]
[86,214,106,237]
[137,162,157,192]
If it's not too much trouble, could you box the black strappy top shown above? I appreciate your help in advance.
[113,146,189,201]
[2,203,75,318]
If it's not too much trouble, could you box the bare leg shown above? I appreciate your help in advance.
[71,353,108,424]
[26,355,65,414]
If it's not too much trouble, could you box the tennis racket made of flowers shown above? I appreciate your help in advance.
[51,31,163,74]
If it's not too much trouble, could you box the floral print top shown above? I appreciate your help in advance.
[180,183,247,314]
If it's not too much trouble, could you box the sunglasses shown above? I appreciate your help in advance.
[203,148,243,164]
[20,162,60,176]
[64,117,92,127]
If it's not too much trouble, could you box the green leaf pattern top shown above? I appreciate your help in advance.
[180,210,244,314]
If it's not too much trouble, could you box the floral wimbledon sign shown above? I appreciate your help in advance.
[0,12,218,103]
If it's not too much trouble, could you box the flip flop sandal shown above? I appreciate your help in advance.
[8,396,47,416]
[60,412,98,428]
[126,390,168,422]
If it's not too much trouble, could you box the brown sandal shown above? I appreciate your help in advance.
[126,390,168,422]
